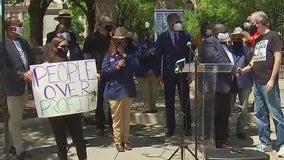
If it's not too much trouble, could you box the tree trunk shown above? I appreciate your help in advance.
[85,1,96,33]
[28,0,52,46]
[28,0,43,46]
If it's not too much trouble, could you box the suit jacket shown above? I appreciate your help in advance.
[156,30,191,78]
[102,50,138,100]
[199,35,233,93]
[3,36,32,96]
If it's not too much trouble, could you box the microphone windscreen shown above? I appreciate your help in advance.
[187,42,192,46]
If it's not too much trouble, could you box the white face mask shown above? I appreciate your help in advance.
[217,32,230,42]
[14,27,23,36]
[243,22,251,29]
[205,29,212,35]
[174,23,182,31]
[57,32,71,41]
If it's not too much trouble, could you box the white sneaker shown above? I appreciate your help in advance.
[278,145,284,157]
[256,144,273,152]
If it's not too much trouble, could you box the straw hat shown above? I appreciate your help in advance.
[111,27,132,39]
[54,10,72,21]
[231,27,250,41]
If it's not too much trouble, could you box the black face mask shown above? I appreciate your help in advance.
[105,25,113,32]
[250,25,257,33]
[233,41,243,47]
[56,47,68,59]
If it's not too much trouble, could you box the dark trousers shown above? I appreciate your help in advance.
[164,73,191,132]
[214,92,231,146]
[95,79,112,130]
[49,114,86,160]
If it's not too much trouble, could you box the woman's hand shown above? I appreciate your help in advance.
[115,59,125,70]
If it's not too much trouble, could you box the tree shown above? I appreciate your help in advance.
[68,0,96,34]
[28,0,52,46]
[186,0,284,34]
[116,0,155,34]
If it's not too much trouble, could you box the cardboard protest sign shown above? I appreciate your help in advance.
[31,59,98,118]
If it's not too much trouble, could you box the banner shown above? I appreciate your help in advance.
[154,9,183,40]
[31,59,98,118]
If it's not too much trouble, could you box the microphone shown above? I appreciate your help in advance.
[187,42,192,47]
[187,41,193,61]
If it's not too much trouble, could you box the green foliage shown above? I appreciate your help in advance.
[22,15,30,43]
[116,0,155,35]
[181,0,284,35]
[183,10,200,37]
[68,2,85,43]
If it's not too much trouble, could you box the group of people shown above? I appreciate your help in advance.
[2,8,284,160]
[198,11,284,157]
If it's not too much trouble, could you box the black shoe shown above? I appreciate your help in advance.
[165,131,175,137]
[9,146,16,155]
[17,151,31,160]
[97,129,105,136]
[237,132,246,139]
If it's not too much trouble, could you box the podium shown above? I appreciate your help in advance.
[185,63,234,157]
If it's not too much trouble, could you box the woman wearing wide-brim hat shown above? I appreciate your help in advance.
[102,27,138,152]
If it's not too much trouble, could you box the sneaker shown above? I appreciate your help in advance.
[278,145,284,158]
[255,144,273,152]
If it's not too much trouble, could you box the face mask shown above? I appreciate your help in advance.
[14,26,23,35]
[56,47,69,59]
[250,25,257,33]
[243,21,251,29]
[57,32,71,41]
[217,32,230,42]
[105,25,113,32]
[174,23,182,31]
[233,41,243,46]
[205,29,212,36]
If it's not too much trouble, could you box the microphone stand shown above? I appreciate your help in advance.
[168,47,199,160]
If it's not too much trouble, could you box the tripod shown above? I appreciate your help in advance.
[168,60,199,160]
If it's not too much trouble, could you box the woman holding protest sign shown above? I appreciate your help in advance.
[45,36,87,160]
[102,27,138,152]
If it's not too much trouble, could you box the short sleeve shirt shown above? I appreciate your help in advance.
[252,30,282,84]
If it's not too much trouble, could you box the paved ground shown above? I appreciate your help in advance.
[0,78,284,160]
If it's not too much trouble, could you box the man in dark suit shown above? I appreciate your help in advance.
[3,16,33,159]
[156,13,192,137]
[199,23,234,148]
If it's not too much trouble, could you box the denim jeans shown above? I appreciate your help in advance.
[254,81,284,146]
[236,87,252,133]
